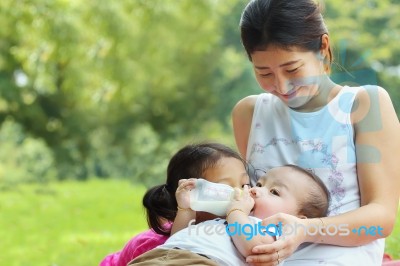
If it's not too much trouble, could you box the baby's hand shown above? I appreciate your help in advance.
[175,178,196,209]
[228,185,254,215]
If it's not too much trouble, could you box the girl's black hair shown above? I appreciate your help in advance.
[142,142,245,235]
[240,0,332,67]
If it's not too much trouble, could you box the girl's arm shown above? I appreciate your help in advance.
[227,210,276,258]
[226,187,275,257]
[170,179,196,235]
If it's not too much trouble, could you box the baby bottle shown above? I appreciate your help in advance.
[190,179,234,216]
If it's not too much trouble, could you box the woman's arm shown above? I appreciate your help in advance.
[232,95,258,158]
[303,86,400,245]
[246,86,400,264]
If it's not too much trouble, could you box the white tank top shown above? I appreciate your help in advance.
[247,86,384,265]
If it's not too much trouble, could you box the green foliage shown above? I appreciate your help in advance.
[325,0,400,66]
[0,1,398,263]
[379,72,400,114]
[0,118,56,184]
[324,0,400,113]
[0,179,148,266]
[0,0,398,182]
[386,211,400,259]
[0,0,246,180]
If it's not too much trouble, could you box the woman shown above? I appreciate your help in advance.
[232,0,400,265]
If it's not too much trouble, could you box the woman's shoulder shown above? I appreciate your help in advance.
[360,85,393,102]
[233,93,274,112]
[232,95,259,118]
[234,95,259,108]
[337,85,392,113]
[347,85,389,99]
[349,85,397,131]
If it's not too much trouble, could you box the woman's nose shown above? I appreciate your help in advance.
[274,76,291,95]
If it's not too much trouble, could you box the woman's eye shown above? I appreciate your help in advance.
[260,73,272,77]
[270,188,280,196]
[287,67,299,73]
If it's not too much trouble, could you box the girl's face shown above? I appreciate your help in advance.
[250,167,308,219]
[203,157,250,188]
[196,156,250,222]
[251,45,326,110]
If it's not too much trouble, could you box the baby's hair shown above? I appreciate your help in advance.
[283,164,330,218]
[142,142,245,235]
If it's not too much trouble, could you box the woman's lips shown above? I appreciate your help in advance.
[279,89,297,100]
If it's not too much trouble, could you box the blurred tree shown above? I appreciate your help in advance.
[0,118,56,184]
[0,0,242,181]
[0,0,398,183]
[323,0,400,113]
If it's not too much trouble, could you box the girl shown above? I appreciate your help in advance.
[100,142,249,266]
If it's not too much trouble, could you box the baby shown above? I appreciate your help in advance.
[129,164,329,265]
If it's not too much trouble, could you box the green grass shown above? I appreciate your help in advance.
[0,180,398,265]
[0,179,148,266]
[385,208,400,259]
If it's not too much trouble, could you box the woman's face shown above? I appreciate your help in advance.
[251,46,326,110]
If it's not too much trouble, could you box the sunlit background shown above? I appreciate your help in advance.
[0,0,399,265]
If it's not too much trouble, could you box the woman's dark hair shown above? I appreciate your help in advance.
[142,142,245,235]
[240,0,332,68]
[284,164,330,218]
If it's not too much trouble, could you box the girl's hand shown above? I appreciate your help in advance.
[246,213,308,265]
[228,185,254,215]
[175,178,196,209]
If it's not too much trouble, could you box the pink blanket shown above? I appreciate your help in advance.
[99,229,169,266]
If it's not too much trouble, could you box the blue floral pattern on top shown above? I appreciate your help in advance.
[249,136,345,215]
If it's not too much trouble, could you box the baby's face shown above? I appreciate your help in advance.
[250,166,309,219]
[203,157,250,188]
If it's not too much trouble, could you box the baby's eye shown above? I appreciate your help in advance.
[241,183,251,188]
[270,188,280,196]
[255,183,262,187]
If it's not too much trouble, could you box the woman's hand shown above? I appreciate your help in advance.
[175,178,196,209]
[246,213,308,265]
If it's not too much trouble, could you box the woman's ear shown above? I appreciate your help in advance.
[320,34,330,58]
[320,33,332,73]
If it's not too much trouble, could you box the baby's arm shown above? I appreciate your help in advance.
[226,187,275,257]
[170,179,196,235]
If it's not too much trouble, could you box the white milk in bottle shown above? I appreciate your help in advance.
[190,179,234,216]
